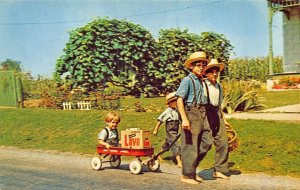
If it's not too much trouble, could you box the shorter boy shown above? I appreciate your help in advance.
[98,111,121,148]
[153,92,182,168]
[203,59,230,179]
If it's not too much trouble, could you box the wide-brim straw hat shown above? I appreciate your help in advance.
[184,51,209,69]
[166,92,177,104]
[203,59,225,73]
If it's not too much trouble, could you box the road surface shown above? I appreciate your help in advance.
[0,146,299,190]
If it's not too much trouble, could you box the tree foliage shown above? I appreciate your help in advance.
[157,28,202,92]
[157,29,234,92]
[199,32,234,77]
[55,18,163,97]
[55,18,234,97]
[199,32,233,62]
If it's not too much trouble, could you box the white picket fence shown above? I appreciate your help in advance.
[62,102,72,110]
[76,101,91,110]
[62,101,91,110]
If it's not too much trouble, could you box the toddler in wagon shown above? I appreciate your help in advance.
[98,111,120,148]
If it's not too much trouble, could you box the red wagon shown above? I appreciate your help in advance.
[91,145,160,174]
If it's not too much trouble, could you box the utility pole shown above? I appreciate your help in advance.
[268,0,274,75]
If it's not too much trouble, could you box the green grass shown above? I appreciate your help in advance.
[119,89,300,111]
[0,108,299,177]
[258,90,300,108]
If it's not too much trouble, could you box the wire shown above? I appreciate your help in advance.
[0,0,226,26]
[123,0,225,18]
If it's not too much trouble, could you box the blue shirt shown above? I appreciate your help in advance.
[176,73,208,105]
[98,127,118,142]
[158,107,180,122]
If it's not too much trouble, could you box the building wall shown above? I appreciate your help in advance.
[283,6,300,73]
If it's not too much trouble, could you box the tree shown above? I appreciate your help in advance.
[157,29,234,92]
[199,32,234,76]
[0,59,22,72]
[54,17,163,97]
[157,28,203,92]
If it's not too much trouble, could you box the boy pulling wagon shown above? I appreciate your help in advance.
[153,92,182,168]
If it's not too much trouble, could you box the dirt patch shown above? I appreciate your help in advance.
[23,99,42,107]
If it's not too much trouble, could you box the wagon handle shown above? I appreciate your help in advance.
[153,134,181,160]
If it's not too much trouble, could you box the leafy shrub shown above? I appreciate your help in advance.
[221,78,266,113]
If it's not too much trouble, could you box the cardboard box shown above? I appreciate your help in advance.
[121,128,151,149]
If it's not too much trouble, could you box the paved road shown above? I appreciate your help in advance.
[1,146,299,190]
[225,104,300,121]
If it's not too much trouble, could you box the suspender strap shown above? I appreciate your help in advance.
[205,81,222,106]
[188,76,197,106]
[204,81,210,105]
[104,128,118,142]
[104,128,109,142]
[217,83,221,106]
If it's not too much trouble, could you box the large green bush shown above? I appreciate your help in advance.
[55,18,234,97]
[55,18,164,97]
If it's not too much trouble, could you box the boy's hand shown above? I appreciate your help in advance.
[105,143,111,149]
[182,119,191,130]
[153,130,158,135]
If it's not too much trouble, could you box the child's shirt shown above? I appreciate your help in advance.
[176,73,208,105]
[98,127,118,143]
[158,107,180,123]
[203,79,223,106]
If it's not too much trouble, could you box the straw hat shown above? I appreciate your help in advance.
[166,92,177,104]
[184,51,209,69]
[203,59,225,73]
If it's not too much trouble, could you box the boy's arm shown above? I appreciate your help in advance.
[98,139,111,148]
[153,121,162,135]
[177,97,190,130]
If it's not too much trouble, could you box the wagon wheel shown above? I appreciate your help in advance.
[91,157,102,170]
[129,159,142,175]
[147,159,160,172]
[109,155,121,168]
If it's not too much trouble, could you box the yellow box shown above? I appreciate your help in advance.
[121,128,151,149]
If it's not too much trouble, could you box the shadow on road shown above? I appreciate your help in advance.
[198,162,241,180]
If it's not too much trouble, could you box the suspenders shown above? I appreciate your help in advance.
[204,81,210,105]
[186,76,221,106]
[204,80,221,106]
[188,76,204,106]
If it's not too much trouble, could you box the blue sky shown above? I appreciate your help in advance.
[0,0,283,77]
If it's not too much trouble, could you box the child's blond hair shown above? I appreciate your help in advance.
[105,111,121,123]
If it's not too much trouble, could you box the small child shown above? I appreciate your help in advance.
[98,111,120,149]
[153,92,182,168]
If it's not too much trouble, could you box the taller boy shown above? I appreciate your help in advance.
[176,51,213,184]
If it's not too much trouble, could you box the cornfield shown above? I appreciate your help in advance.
[226,57,283,82]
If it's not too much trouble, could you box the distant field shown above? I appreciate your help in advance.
[0,108,299,177]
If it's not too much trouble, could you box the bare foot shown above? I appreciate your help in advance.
[181,176,200,184]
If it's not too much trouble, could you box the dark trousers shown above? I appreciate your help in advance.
[206,105,229,173]
[181,106,213,178]
[162,121,181,157]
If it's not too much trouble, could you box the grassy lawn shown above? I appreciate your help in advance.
[0,108,299,177]
[120,90,300,111]
[258,90,300,108]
